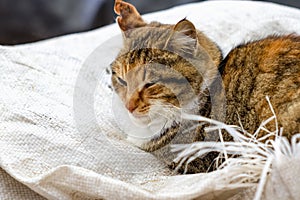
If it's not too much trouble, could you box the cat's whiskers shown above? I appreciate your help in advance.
[149,102,182,123]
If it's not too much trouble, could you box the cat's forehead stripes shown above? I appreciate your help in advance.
[111,59,125,77]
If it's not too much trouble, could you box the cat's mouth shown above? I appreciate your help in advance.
[128,112,151,128]
[129,109,176,132]
[124,105,182,147]
[129,111,171,139]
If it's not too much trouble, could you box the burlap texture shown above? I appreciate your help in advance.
[0,1,300,199]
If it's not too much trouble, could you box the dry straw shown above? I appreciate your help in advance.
[172,96,300,200]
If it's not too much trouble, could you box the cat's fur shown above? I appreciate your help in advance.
[111,0,300,173]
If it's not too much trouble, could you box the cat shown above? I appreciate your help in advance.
[110,0,300,173]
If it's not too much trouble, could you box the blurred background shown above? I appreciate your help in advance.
[0,0,299,45]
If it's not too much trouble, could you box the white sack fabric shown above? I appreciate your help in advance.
[0,1,300,199]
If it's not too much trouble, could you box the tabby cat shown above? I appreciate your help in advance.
[110,0,300,173]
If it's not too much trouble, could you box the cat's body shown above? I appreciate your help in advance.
[221,35,300,137]
[111,0,300,173]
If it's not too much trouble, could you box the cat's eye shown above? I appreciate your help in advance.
[117,77,127,86]
[144,82,156,88]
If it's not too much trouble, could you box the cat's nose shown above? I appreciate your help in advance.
[126,99,138,113]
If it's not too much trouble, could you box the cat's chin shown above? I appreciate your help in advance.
[128,113,151,128]
[129,112,172,132]
[126,112,174,148]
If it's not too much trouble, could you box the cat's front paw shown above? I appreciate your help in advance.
[169,151,220,174]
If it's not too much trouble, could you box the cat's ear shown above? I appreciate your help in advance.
[114,0,147,36]
[165,19,198,55]
[173,19,198,41]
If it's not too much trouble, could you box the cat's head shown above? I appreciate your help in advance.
[111,0,219,129]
